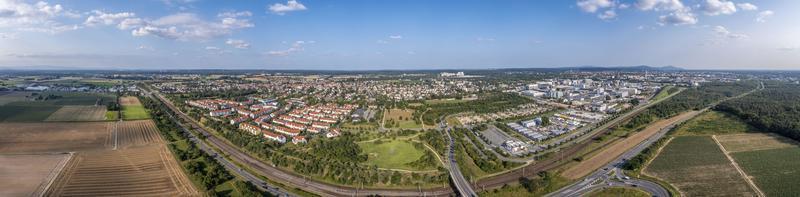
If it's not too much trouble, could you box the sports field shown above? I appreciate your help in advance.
[120,96,150,120]
[359,139,427,171]
[645,136,755,196]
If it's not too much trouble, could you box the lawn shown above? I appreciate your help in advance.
[651,86,675,101]
[645,136,756,196]
[588,187,650,197]
[122,105,150,120]
[673,110,758,136]
[358,139,427,171]
[105,111,119,120]
[384,108,421,129]
[733,147,800,197]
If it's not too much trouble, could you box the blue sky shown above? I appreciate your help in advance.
[1,0,798,70]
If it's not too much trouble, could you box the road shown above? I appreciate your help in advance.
[442,121,478,197]
[548,82,764,197]
[147,89,452,196]
[142,91,292,197]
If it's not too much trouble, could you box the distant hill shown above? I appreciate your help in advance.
[565,65,685,72]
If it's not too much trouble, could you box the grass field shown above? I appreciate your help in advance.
[105,111,119,120]
[645,136,755,196]
[673,111,758,136]
[358,139,427,171]
[384,108,420,129]
[732,147,800,197]
[651,86,675,101]
[0,92,117,122]
[121,96,150,120]
[717,133,798,153]
[588,187,650,197]
[424,99,467,105]
[0,91,31,105]
[0,104,62,122]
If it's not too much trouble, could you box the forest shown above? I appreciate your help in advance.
[624,81,759,129]
[716,82,800,141]
[418,92,529,124]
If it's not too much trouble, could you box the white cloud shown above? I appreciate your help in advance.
[268,0,307,15]
[376,39,388,44]
[618,3,630,9]
[712,25,747,39]
[658,9,697,26]
[756,10,773,23]
[736,3,758,11]
[576,0,614,13]
[0,0,79,33]
[598,10,617,20]
[777,46,797,51]
[389,35,403,39]
[88,11,254,41]
[205,46,220,50]
[700,0,736,16]
[267,40,314,56]
[84,10,136,26]
[218,11,252,18]
[636,0,686,11]
[225,39,250,49]
[0,32,17,39]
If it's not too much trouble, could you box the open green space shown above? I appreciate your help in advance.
[122,105,150,120]
[423,98,467,105]
[674,110,758,136]
[645,136,756,196]
[358,139,428,171]
[384,108,421,129]
[588,187,650,197]
[105,111,119,120]
[651,86,677,101]
[733,147,800,197]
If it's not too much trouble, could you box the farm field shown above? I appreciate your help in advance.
[716,133,798,153]
[0,92,117,122]
[45,105,107,122]
[46,145,197,196]
[0,103,62,122]
[732,147,800,197]
[645,136,755,196]
[0,122,111,153]
[588,187,650,197]
[0,153,72,197]
[0,91,31,105]
[116,120,163,148]
[359,139,428,171]
[562,111,699,179]
[673,110,758,136]
[121,96,150,120]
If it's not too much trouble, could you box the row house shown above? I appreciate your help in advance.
[209,109,233,117]
[239,123,261,135]
[230,116,250,125]
[311,122,330,130]
[292,135,307,144]
[273,125,301,136]
[187,100,219,110]
[306,127,322,134]
[285,122,306,131]
[326,129,340,138]
[262,130,286,143]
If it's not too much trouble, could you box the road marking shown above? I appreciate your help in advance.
[712,135,765,197]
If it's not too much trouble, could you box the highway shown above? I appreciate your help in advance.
[442,122,478,197]
[548,82,764,197]
[147,88,453,196]
[143,91,292,197]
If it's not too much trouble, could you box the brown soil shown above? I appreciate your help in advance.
[0,122,111,153]
[119,96,142,106]
[45,106,107,122]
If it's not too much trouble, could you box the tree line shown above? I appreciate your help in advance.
[716,81,800,141]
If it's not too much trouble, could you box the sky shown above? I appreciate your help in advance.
[0,0,798,70]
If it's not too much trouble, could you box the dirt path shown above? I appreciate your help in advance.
[562,111,699,179]
[711,135,765,197]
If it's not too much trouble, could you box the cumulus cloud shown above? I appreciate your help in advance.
[0,0,80,33]
[598,10,617,20]
[268,0,306,15]
[700,0,737,16]
[225,39,250,49]
[576,0,614,13]
[84,10,135,26]
[84,10,254,41]
[756,10,773,23]
[712,25,747,39]
[736,3,758,11]
[389,35,402,39]
[636,0,686,11]
[267,40,314,56]
[205,46,220,50]
[658,9,697,26]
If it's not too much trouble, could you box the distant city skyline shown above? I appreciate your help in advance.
[1,0,798,70]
